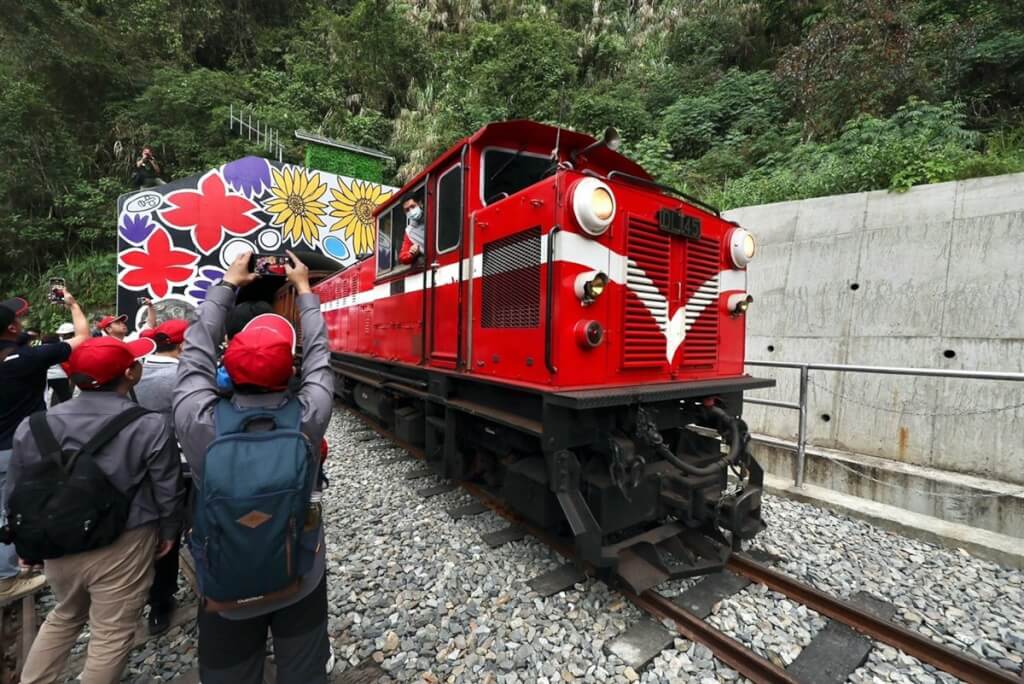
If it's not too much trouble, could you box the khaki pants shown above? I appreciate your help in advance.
[21,525,157,684]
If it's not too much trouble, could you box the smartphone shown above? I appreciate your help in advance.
[48,278,66,304]
[251,255,292,276]
[137,296,150,305]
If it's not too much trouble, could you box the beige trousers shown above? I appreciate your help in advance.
[21,525,157,684]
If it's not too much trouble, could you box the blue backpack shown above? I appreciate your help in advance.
[190,397,315,610]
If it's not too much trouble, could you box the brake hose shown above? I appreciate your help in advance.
[634,405,748,477]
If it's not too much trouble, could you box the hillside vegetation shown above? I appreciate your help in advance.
[2,0,1023,314]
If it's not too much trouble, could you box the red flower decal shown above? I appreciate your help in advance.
[120,227,199,298]
[160,171,260,254]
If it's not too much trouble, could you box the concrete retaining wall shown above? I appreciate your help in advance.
[723,173,1024,544]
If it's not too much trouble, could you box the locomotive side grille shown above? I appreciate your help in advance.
[623,216,671,368]
[682,236,720,368]
[481,227,541,328]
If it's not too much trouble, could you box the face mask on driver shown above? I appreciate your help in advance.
[406,206,423,222]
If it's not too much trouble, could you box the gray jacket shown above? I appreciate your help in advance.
[172,284,334,618]
[6,391,185,542]
[134,355,179,425]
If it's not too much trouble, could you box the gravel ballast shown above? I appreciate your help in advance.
[30,405,1023,682]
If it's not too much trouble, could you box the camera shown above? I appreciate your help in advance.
[250,254,293,276]
[48,277,66,304]
[137,296,150,305]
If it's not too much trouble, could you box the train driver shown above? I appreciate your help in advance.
[398,195,426,265]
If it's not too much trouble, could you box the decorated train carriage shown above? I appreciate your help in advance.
[310,120,772,591]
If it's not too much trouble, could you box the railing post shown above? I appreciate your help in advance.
[795,365,809,488]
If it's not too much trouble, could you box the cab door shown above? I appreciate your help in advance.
[428,160,465,368]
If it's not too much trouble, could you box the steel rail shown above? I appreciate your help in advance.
[458,481,798,684]
[727,554,1020,684]
[348,409,798,683]
[347,406,1020,683]
[349,406,1023,683]
[623,589,797,684]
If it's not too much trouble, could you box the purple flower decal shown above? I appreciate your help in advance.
[120,213,156,244]
[223,156,272,198]
[188,266,225,301]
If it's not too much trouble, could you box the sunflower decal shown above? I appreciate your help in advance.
[329,179,391,257]
[264,167,329,247]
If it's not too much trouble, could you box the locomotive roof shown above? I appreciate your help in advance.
[376,119,653,215]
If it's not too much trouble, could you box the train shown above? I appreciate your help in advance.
[282,120,773,592]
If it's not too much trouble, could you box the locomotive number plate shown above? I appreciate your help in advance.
[656,208,701,239]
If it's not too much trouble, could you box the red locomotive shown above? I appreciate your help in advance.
[312,120,772,591]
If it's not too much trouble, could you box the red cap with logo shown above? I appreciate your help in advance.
[151,319,189,346]
[98,314,128,331]
[222,314,296,390]
[68,336,157,389]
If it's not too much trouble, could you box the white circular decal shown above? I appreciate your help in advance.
[258,230,282,251]
[220,238,257,268]
[124,192,163,214]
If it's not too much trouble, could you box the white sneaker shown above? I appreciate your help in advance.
[325,645,336,674]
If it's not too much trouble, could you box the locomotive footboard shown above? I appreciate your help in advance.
[332,353,774,593]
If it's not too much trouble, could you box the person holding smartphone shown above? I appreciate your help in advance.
[0,291,90,602]
[131,146,166,189]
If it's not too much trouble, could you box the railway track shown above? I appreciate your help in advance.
[351,406,1020,684]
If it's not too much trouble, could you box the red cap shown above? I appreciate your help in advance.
[151,319,189,346]
[222,314,296,390]
[0,297,29,329]
[98,314,128,331]
[68,336,157,389]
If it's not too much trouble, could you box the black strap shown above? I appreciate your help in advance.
[29,411,64,469]
[78,406,152,459]
[29,406,152,473]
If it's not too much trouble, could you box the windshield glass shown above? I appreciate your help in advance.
[482,149,550,205]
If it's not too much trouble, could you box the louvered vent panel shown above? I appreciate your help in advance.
[481,227,541,328]
[623,217,671,368]
[682,236,720,368]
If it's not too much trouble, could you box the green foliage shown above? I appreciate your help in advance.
[305,145,385,182]
[2,0,1024,303]
[661,70,784,158]
[709,100,1024,209]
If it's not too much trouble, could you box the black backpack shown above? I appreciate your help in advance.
[7,407,151,561]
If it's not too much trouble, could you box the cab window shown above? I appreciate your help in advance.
[376,210,392,273]
[436,164,463,254]
[389,204,407,263]
[481,148,550,205]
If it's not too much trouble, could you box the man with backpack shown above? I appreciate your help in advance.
[4,335,185,683]
[173,249,334,684]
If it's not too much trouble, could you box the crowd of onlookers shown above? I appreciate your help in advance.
[0,250,335,684]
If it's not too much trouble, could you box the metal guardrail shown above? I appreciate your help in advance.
[743,360,1024,488]
[229,104,284,162]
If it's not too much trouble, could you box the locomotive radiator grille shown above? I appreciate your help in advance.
[481,227,541,328]
[682,236,720,368]
[623,216,671,368]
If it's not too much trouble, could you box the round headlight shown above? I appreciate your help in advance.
[572,178,616,237]
[729,228,757,268]
[592,188,614,221]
